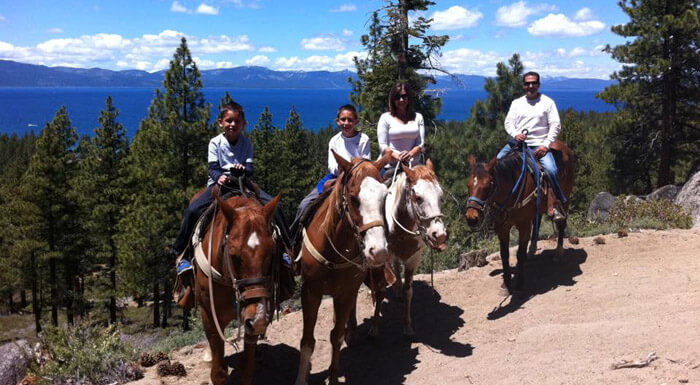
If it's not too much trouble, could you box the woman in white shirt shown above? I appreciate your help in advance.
[377,83,425,178]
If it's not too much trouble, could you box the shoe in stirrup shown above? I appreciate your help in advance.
[177,259,193,275]
[552,203,567,223]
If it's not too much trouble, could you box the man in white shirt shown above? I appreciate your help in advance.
[497,71,567,221]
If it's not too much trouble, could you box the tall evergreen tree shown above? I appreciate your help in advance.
[278,107,313,219]
[22,106,79,326]
[250,106,281,193]
[351,0,449,130]
[599,0,700,189]
[118,90,180,328]
[73,96,129,324]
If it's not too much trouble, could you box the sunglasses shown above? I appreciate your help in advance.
[396,94,409,101]
[524,81,539,86]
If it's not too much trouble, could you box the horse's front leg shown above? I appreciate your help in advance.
[201,308,228,385]
[345,300,358,346]
[295,280,322,385]
[515,221,532,293]
[554,218,567,262]
[402,253,421,337]
[528,215,542,257]
[328,290,360,385]
[368,283,386,338]
[240,338,257,385]
[496,226,512,295]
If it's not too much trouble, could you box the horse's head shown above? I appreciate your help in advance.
[466,154,496,228]
[401,159,448,250]
[214,188,280,336]
[333,150,391,268]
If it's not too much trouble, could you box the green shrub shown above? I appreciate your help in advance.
[148,315,206,353]
[608,196,692,230]
[31,322,141,385]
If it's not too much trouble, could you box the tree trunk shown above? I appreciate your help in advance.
[153,281,160,328]
[50,258,58,326]
[109,245,117,324]
[20,290,27,309]
[7,288,14,313]
[32,252,41,334]
[161,279,171,328]
[397,0,409,80]
[65,260,74,325]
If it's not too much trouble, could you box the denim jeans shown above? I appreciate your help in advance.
[496,142,567,203]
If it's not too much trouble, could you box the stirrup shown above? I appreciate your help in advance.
[552,204,567,222]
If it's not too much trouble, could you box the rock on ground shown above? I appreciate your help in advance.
[588,191,616,221]
[676,171,700,227]
[0,339,31,385]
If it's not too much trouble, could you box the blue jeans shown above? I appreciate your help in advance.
[496,142,567,203]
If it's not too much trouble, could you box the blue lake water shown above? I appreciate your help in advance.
[0,87,615,138]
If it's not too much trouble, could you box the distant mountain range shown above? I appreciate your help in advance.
[0,60,613,91]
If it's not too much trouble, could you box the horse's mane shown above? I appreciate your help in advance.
[494,151,523,182]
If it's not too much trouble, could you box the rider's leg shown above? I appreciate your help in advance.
[496,142,514,159]
[539,152,567,220]
[172,185,215,257]
[290,188,320,241]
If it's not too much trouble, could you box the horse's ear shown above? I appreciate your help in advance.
[401,163,417,183]
[333,150,352,174]
[262,193,281,225]
[487,156,497,172]
[426,158,434,171]
[468,155,476,169]
[374,151,391,170]
[214,185,236,224]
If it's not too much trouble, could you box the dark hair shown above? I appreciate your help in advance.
[336,104,358,120]
[388,83,416,120]
[218,101,245,121]
[523,71,540,83]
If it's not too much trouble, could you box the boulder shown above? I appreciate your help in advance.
[0,339,31,385]
[458,249,488,271]
[675,171,700,227]
[646,184,681,201]
[588,192,616,222]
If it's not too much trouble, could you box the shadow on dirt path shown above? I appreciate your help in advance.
[487,247,588,320]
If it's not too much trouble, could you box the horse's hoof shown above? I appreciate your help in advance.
[201,347,212,362]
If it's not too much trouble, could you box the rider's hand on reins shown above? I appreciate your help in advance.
[534,145,548,158]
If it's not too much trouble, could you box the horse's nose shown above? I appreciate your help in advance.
[367,246,389,266]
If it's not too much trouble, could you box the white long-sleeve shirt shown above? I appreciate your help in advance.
[377,111,425,167]
[327,131,372,176]
[504,94,561,148]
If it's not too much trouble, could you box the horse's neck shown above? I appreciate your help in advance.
[386,174,417,234]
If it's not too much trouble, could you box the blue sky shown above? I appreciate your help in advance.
[0,1,629,78]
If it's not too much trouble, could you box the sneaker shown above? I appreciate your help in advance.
[552,207,566,222]
[177,259,193,275]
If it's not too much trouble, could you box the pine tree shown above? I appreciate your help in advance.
[599,0,700,189]
[351,0,450,130]
[22,106,79,326]
[250,106,282,193]
[277,107,314,219]
[73,96,129,324]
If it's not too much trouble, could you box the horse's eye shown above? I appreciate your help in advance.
[416,196,424,204]
[350,195,361,207]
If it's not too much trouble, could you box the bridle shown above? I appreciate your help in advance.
[321,159,385,268]
[393,174,445,246]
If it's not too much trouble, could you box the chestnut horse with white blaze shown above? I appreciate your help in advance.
[351,159,448,338]
[465,140,574,295]
[294,152,391,385]
[194,185,281,385]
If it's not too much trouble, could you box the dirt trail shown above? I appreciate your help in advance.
[132,228,700,385]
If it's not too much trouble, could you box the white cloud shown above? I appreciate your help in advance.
[258,46,277,53]
[574,7,594,21]
[246,55,270,66]
[196,3,219,15]
[431,6,482,30]
[331,4,357,12]
[195,35,253,53]
[300,36,345,51]
[171,1,188,13]
[342,29,353,37]
[216,61,235,68]
[273,51,365,71]
[495,1,557,27]
[47,28,64,34]
[556,47,588,57]
[440,48,506,77]
[529,13,605,37]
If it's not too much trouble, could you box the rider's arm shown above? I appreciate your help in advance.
[412,113,425,157]
[504,100,519,138]
[359,133,372,160]
[327,135,340,176]
[377,113,390,156]
[543,98,561,148]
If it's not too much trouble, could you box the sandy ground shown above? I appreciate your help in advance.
[132,227,700,385]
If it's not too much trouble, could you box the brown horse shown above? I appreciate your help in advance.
[193,185,281,385]
[294,152,391,385]
[465,140,574,295]
[354,160,449,338]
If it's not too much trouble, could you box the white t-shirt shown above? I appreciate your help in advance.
[504,94,561,148]
[377,111,425,167]
[207,133,254,186]
[327,131,372,176]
